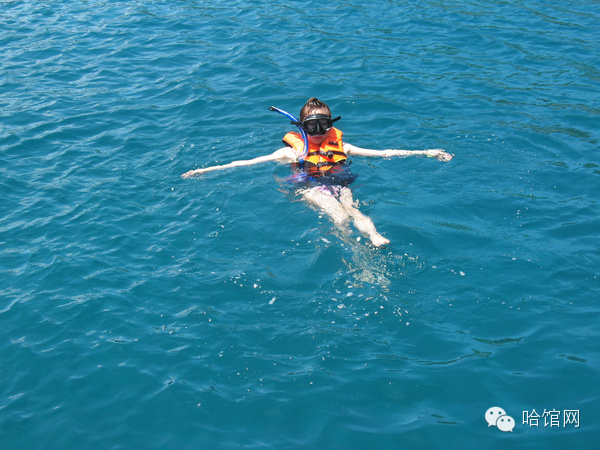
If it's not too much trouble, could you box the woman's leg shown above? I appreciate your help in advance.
[300,187,351,230]
[338,188,390,247]
[301,186,389,247]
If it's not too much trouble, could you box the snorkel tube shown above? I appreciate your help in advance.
[269,106,309,163]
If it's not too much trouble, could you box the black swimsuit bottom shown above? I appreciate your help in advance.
[286,163,358,188]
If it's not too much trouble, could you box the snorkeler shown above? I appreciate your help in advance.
[182,98,452,247]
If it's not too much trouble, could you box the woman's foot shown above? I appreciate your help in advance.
[370,233,390,247]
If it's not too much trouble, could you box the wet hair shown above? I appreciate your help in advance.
[300,97,331,121]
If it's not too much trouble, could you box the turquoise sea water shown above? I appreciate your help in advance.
[1,0,599,448]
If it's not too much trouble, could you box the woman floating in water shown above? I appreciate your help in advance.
[182,98,452,247]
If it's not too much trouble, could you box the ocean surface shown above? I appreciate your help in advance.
[1,0,599,448]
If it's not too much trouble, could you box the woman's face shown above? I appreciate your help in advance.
[307,130,330,145]
[304,108,332,145]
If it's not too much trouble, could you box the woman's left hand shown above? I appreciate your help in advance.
[426,149,453,161]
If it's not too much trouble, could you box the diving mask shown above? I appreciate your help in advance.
[292,114,341,136]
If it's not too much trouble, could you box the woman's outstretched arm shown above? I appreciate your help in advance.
[181,147,297,178]
[343,143,453,161]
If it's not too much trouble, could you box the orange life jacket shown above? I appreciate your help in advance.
[282,128,347,172]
